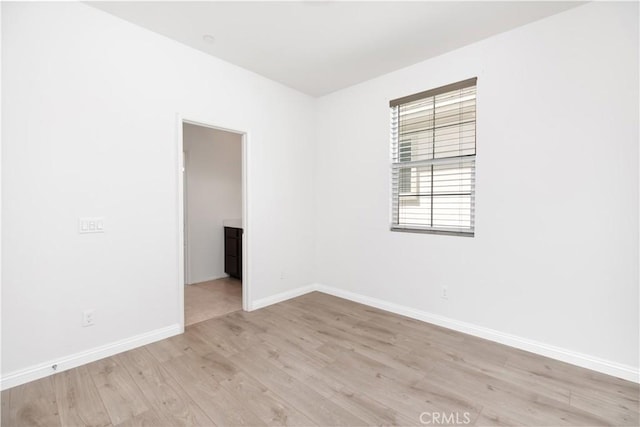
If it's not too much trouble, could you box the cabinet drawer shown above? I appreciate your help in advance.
[225,227,241,238]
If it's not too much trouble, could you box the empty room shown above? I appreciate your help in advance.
[1,1,638,426]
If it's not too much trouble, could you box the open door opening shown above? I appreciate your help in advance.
[177,117,249,331]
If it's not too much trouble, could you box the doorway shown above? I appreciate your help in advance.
[177,117,249,330]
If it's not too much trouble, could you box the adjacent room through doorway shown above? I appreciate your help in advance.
[182,122,244,326]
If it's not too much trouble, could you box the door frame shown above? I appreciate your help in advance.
[182,149,190,286]
[176,114,250,332]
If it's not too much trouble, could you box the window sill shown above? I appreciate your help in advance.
[390,227,474,237]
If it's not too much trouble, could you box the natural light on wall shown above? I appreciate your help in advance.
[390,78,477,236]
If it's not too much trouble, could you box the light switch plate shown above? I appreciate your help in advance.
[79,217,105,234]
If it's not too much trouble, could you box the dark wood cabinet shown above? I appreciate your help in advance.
[224,226,243,280]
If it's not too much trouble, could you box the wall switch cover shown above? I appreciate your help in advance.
[79,217,105,234]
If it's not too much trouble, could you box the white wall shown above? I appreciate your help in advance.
[183,124,242,284]
[1,2,316,380]
[315,1,639,373]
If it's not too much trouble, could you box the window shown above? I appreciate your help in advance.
[390,78,476,236]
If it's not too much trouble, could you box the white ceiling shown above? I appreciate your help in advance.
[90,1,582,97]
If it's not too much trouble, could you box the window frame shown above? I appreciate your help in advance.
[390,77,477,237]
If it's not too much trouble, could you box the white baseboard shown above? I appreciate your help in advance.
[0,324,181,390]
[4,284,637,390]
[250,284,318,311]
[313,284,639,383]
[186,274,229,285]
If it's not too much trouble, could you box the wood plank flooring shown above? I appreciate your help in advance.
[184,277,242,326]
[2,292,638,426]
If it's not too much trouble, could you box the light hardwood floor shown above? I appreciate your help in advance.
[2,292,638,426]
[184,277,242,326]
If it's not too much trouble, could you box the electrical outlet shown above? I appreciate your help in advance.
[441,286,449,300]
[82,309,95,327]
[280,271,286,280]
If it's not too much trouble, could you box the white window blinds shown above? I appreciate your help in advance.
[390,78,476,236]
